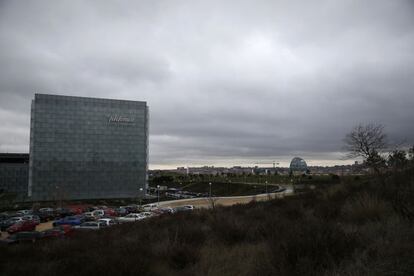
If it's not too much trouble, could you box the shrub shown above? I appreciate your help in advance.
[341,193,392,224]
[1,168,414,275]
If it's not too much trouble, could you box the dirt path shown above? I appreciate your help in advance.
[159,189,294,208]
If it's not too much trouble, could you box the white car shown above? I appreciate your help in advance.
[140,212,154,218]
[159,207,175,214]
[22,215,40,225]
[142,204,158,211]
[39,208,54,213]
[117,213,146,223]
[83,212,94,218]
[98,218,117,226]
[92,210,105,218]
[175,205,195,212]
[16,210,32,215]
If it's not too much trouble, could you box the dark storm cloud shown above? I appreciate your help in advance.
[0,0,413,167]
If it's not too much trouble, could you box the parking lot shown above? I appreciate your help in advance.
[0,189,293,243]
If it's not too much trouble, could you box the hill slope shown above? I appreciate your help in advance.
[1,169,413,276]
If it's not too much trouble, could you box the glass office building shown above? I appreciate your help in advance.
[0,153,29,201]
[28,94,148,201]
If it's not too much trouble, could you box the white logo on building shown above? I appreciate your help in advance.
[108,115,135,123]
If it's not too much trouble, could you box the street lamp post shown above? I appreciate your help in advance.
[209,182,212,198]
[139,187,143,207]
[157,185,160,205]
[265,181,268,194]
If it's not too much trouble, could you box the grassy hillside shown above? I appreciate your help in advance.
[1,168,413,276]
[149,174,344,197]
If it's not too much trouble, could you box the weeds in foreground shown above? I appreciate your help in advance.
[1,168,414,275]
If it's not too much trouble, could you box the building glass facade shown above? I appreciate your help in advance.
[289,157,308,173]
[28,94,148,201]
[0,154,29,201]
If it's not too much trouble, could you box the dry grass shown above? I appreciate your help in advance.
[1,168,413,276]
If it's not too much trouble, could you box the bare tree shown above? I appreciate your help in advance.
[344,123,388,174]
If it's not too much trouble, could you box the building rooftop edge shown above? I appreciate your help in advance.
[34,93,148,105]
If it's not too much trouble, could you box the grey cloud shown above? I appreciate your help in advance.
[0,0,413,167]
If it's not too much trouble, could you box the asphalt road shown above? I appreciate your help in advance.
[159,189,294,208]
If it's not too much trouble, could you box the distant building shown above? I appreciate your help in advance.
[28,94,149,201]
[289,157,308,173]
[0,153,29,201]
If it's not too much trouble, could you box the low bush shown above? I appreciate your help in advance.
[341,193,392,224]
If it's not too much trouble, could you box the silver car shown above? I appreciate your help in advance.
[22,215,41,225]
[117,213,146,223]
[98,218,117,226]
[76,221,107,230]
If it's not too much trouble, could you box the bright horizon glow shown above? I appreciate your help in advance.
[149,158,358,170]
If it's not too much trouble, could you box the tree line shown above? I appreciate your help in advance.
[344,123,414,174]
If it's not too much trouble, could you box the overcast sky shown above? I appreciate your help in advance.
[0,0,413,168]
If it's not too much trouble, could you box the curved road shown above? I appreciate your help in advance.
[158,188,294,208]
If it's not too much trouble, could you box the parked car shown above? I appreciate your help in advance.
[98,218,117,226]
[270,186,287,193]
[53,216,84,227]
[54,208,74,218]
[0,212,10,221]
[175,205,195,212]
[103,208,117,217]
[75,221,107,230]
[7,220,37,234]
[92,210,105,218]
[1,231,42,244]
[123,205,139,213]
[114,207,128,216]
[142,204,158,211]
[41,225,74,239]
[159,207,175,214]
[83,212,96,221]
[117,213,146,223]
[22,215,41,225]
[16,209,32,216]
[0,217,24,231]
[39,207,54,213]
[69,207,84,215]
[140,212,155,218]
[57,224,75,236]
[34,210,56,222]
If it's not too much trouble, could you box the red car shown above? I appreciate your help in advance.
[41,225,74,239]
[68,207,83,215]
[7,220,37,234]
[104,208,117,217]
[58,224,74,236]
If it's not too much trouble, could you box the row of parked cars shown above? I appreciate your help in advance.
[1,225,75,244]
[0,203,195,244]
[165,190,209,200]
